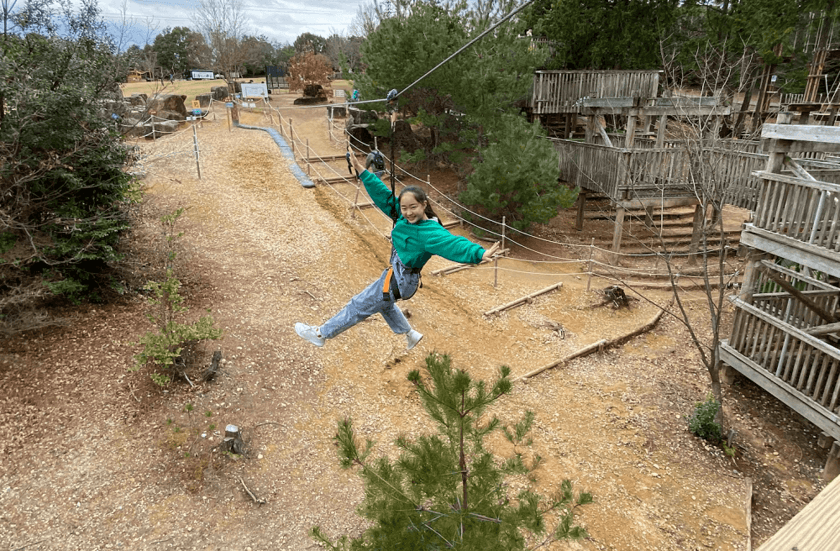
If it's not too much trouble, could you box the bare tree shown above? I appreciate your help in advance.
[587,42,758,418]
[193,0,248,80]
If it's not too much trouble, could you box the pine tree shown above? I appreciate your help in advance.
[312,353,592,550]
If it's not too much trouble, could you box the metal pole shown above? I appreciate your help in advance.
[586,238,595,291]
[192,123,201,179]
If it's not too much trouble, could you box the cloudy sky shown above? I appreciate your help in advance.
[97,0,368,47]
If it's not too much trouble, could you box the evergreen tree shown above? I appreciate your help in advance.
[312,353,592,550]
[460,114,576,232]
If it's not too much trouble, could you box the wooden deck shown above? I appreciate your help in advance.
[530,70,662,115]
[756,474,840,551]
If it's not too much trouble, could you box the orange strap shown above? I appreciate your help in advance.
[382,266,394,299]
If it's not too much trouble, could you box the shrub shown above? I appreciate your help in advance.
[460,114,578,232]
[132,209,222,386]
[688,393,723,442]
[312,353,593,550]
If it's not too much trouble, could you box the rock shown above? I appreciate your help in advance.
[326,104,346,118]
[159,109,188,121]
[303,83,326,98]
[147,94,187,119]
[347,106,378,125]
[346,125,373,145]
[127,93,147,106]
[211,86,229,101]
[293,96,327,105]
[195,93,212,108]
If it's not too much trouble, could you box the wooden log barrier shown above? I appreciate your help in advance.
[517,297,674,381]
[484,282,563,316]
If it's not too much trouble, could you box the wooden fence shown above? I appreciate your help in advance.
[553,137,840,210]
[726,297,840,422]
[531,70,662,115]
[753,171,840,253]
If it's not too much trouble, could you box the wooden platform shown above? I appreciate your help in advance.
[757,474,840,551]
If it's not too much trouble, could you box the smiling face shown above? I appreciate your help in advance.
[400,191,428,224]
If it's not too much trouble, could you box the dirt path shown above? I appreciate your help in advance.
[0,96,829,550]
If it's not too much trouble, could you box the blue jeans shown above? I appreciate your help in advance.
[320,267,414,339]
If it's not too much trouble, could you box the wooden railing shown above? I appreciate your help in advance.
[753,171,840,253]
[531,70,662,115]
[553,140,625,199]
[727,297,840,415]
[751,261,840,330]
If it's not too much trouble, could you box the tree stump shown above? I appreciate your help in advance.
[221,424,245,455]
[202,350,222,382]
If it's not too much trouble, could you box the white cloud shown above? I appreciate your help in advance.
[98,0,367,46]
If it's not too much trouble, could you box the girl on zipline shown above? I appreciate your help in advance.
[295,154,499,350]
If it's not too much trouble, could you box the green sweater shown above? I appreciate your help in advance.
[360,170,485,269]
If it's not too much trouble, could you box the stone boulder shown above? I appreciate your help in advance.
[326,104,346,118]
[127,93,147,106]
[147,94,187,119]
[155,109,186,121]
[303,83,327,100]
[211,86,229,101]
[195,93,212,108]
[293,95,327,106]
[347,106,378,126]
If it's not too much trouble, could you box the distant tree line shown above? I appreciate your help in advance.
[118,26,362,81]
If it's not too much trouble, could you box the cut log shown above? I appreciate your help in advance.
[220,424,245,455]
[484,283,563,316]
[518,297,674,381]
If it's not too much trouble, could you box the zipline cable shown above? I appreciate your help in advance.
[395,0,537,99]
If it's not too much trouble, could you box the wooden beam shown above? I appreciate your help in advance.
[758,265,837,323]
[741,226,840,279]
[806,322,840,336]
[483,282,563,316]
[783,157,818,181]
[762,123,840,145]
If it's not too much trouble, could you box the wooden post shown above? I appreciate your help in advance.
[586,237,595,291]
[501,216,506,253]
[611,206,625,264]
[227,106,232,132]
[656,114,667,147]
[493,257,499,288]
[192,123,201,179]
[374,136,378,152]
[306,138,311,175]
[625,113,637,148]
[688,203,705,261]
[151,116,156,141]
[825,442,840,482]
[288,118,293,142]
[351,185,361,218]
[575,190,587,231]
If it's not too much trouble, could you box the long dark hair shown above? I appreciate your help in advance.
[399,186,439,222]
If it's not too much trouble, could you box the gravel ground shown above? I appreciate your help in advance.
[0,97,828,551]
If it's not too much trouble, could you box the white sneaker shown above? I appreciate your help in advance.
[295,323,325,347]
[406,329,423,350]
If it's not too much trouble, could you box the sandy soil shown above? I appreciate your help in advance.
[0,92,831,551]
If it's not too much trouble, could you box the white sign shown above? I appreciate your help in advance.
[240,83,268,99]
[334,89,346,98]
[191,70,214,80]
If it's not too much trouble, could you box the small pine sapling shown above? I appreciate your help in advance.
[312,353,593,550]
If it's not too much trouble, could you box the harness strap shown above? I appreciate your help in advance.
[382,266,395,301]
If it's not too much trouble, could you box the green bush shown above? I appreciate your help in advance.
[132,210,222,386]
[0,2,137,305]
[688,394,723,442]
[312,353,593,550]
[460,114,578,232]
